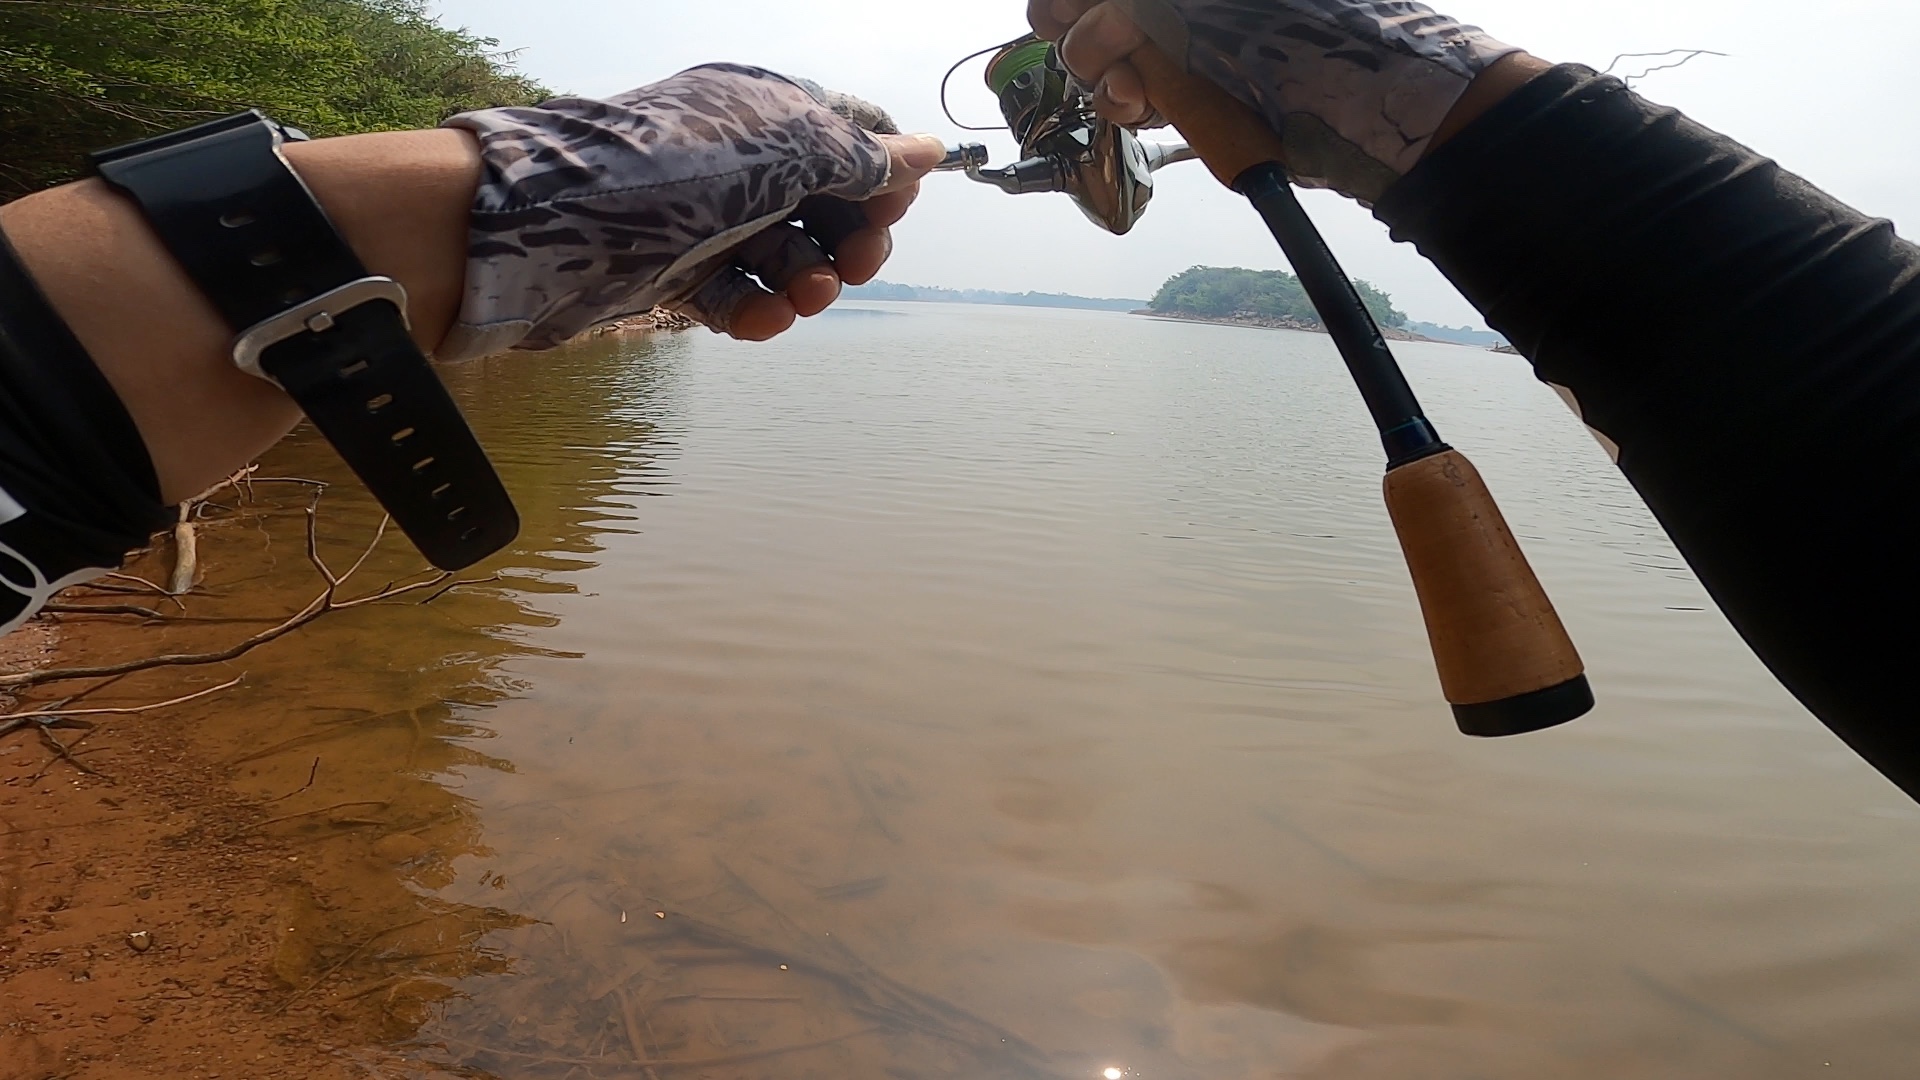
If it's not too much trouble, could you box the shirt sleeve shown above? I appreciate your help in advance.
[1374,64,1920,800]
[0,226,172,635]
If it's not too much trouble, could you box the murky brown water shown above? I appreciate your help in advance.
[172,304,1920,1077]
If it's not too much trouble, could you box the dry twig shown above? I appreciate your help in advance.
[0,677,242,724]
[0,506,493,691]
[43,602,169,620]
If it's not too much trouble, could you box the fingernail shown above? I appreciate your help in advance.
[893,133,948,173]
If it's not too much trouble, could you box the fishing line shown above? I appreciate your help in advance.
[1601,49,1728,86]
[940,36,1032,131]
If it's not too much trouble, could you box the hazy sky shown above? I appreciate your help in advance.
[429,0,1917,328]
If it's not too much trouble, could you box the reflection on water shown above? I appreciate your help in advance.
[192,305,1917,1077]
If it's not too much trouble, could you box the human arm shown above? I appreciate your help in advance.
[1039,1,1920,800]
[0,130,477,506]
[0,102,940,505]
[0,65,943,633]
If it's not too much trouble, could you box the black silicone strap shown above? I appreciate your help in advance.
[89,111,517,570]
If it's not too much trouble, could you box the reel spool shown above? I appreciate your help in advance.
[935,35,1195,236]
[985,38,1070,155]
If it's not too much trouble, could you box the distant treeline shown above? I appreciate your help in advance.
[1405,321,1508,348]
[1149,266,1408,329]
[846,281,1144,312]
[0,0,548,199]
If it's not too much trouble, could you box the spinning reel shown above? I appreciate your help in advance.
[934,36,1195,235]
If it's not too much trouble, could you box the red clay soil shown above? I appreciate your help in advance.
[0,611,407,1080]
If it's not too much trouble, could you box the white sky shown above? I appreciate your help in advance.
[429,0,1918,329]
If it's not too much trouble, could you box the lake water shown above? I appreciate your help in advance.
[178,303,1920,1077]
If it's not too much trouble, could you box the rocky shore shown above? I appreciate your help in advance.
[592,308,697,335]
[1135,309,1441,343]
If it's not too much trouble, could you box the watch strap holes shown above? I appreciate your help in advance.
[411,456,436,474]
[365,393,395,413]
[390,426,417,446]
[446,506,469,522]
[338,359,370,378]
[429,483,453,501]
[249,249,283,267]
[459,526,483,544]
[219,210,256,229]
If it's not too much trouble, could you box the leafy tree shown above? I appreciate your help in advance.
[1352,278,1409,329]
[0,0,548,200]
[1149,265,1408,329]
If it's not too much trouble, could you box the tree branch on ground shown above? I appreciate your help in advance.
[1,494,498,712]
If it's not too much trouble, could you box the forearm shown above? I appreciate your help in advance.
[0,128,479,504]
[1377,66,1920,798]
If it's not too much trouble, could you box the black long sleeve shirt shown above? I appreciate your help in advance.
[1377,65,1920,799]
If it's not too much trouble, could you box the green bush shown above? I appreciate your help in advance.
[0,0,548,199]
[1150,265,1408,329]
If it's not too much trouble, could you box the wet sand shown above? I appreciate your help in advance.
[0,569,400,1079]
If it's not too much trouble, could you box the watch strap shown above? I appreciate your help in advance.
[90,111,517,570]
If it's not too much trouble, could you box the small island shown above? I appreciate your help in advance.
[848,271,1512,349]
[1140,266,1514,349]
[1142,265,1414,335]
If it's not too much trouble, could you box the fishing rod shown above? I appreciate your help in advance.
[933,37,1593,737]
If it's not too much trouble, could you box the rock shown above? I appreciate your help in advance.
[127,930,153,953]
[371,833,431,864]
[588,308,697,337]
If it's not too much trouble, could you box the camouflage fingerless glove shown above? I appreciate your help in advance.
[1113,0,1518,203]
[440,64,894,360]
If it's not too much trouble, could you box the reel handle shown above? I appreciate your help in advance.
[1128,43,1591,736]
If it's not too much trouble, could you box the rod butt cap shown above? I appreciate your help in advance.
[1453,675,1594,738]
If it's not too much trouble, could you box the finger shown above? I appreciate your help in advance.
[875,132,947,195]
[791,191,909,289]
[733,223,839,318]
[1059,2,1146,84]
[1093,61,1155,126]
[860,185,919,231]
[827,226,894,288]
[783,268,842,318]
[678,266,796,341]
[730,291,803,340]
[1028,0,1076,39]
[1033,0,1099,40]
[736,224,832,292]
[793,194,869,257]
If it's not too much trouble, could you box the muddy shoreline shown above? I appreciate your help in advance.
[1,316,698,1080]
[0,556,406,1079]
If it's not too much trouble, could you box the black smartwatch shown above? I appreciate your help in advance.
[89,111,517,571]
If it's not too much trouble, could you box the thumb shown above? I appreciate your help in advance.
[874,133,948,195]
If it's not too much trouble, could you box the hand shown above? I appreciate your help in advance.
[441,64,946,357]
[1028,0,1521,204]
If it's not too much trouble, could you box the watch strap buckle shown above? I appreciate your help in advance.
[232,276,412,387]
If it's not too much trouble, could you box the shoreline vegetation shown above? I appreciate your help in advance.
[844,281,1142,311]
[2,0,551,200]
[854,271,1512,350]
[1136,307,1439,343]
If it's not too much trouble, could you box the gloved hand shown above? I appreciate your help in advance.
[1028,0,1520,204]
[439,63,946,359]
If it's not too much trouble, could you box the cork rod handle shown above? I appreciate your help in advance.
[1128,43,1593,735]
